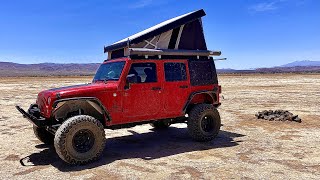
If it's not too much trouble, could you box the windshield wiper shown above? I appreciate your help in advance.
[92,78,109,83]
[93,77,118,83]
[103,77,119,83]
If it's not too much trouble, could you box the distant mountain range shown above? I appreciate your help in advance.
[0,60,319,77]
[218,60,320,74]
[0,62,100,76]
[280,60,320,67]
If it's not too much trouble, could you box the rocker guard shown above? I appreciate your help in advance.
[15,105,47,127]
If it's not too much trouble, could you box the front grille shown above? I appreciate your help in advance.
[37,94,46,114]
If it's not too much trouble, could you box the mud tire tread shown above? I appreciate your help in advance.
[54,115,106,165]
[187,104,221,142]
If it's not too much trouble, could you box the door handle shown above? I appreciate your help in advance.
[179,85,189,89]
[151,87,161,90]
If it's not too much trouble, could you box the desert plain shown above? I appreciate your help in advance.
[0,74,319,179]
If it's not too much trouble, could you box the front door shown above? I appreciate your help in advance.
[122,62,162,123]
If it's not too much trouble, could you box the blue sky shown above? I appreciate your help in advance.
[0,0,319,69]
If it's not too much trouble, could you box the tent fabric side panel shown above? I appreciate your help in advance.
[121,29,174,50]
[156,30,173,49]
[110,48,125,59]
[178,19,207,50]
[175,25,185,49]
[168,27,180,49]
[131,36,160,49]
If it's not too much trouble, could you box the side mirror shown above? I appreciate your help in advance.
[125,74,137,89]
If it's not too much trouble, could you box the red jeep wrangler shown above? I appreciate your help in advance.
[16,9,222,164]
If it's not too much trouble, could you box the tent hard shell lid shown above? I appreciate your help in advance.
[104,9,221,59]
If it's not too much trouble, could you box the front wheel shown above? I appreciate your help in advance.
[187,104,221,142]
[54,115,106,164]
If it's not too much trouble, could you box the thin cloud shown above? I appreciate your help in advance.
[248,1,279,12]
[248,0,308,13]
[129,0,154,9]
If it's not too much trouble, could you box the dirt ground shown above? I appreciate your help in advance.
[0,74,319,179]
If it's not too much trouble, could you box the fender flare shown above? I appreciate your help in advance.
[182,91,216,113]
[52,97,111,122]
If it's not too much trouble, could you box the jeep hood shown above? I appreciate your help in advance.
[42,82,118,99]
[36,82,118,116]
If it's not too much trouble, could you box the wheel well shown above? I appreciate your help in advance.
[185,93,214,114]
[52,99,107,126]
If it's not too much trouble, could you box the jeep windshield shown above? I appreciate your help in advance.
[93,61,125,82]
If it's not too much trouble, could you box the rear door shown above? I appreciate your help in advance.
[162,60,190,117]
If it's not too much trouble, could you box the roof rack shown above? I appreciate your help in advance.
[128,48,221,57]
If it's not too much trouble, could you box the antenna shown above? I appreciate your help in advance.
[213,58,227,61]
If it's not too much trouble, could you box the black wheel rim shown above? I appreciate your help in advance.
[201,115,215,133]
[72,129,95,153]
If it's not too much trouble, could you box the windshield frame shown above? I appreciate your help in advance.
[93,61,126,83]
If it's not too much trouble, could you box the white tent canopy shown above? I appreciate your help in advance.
[104,9,218,59]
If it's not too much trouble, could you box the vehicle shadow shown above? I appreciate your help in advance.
[20,126,245,172]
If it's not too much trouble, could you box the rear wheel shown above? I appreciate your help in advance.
[187,104,221,142]
[54,115,106,164]
[33,125,54,144]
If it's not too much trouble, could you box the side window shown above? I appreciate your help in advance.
[188,60,218,86]
[128,63,157,83]
[164,63,187,82]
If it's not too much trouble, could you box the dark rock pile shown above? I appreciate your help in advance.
[255,110,302,123]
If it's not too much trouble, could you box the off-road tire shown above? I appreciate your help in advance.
[151,120,170,129]
[187,104,221,142]
[54,115,106,165]
[33,125,54,144]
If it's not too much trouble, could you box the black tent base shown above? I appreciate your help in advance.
[104,48,221,61]
[128,48,221,57]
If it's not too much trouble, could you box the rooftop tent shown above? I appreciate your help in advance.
[104,9,220,59]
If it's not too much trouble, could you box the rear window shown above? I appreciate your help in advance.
[188,60,218,86]
[164,63,187,82]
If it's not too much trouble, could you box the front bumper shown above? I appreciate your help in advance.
[15,105,48,127]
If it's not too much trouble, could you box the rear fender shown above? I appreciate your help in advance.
[183,91,218,113]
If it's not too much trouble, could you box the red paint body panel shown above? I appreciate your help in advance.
[161,60,191,117]
[36,57,221,126]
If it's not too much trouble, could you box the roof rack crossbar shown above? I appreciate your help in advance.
[128,48,221,57]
